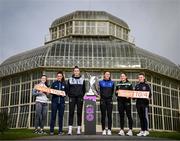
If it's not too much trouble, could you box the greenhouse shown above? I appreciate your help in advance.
[0,11,179,131]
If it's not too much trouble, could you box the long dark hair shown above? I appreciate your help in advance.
[57,71,65,82]
[120,72,128,81]
[103,71,111,80]
[41,74,48,87]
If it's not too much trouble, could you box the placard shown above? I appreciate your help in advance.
[34,85,66,96]
[117,90,149,99]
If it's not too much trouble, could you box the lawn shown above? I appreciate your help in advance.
[0,129,180,140]
[149,131,180,140]
[0,129,48,140]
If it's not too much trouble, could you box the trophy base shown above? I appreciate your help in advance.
[84,95,96,135]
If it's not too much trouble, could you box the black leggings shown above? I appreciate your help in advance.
[68,97,83,126]
[118,100,133,130]
[100,98,113,130]
[136,104,148,131]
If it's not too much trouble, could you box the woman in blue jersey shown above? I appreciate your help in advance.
[99,71,114,135]
[50,71,66,136]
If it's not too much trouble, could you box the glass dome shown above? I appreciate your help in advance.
[47,11,131,43]
[51,11,129,29]
[0,38,179,80]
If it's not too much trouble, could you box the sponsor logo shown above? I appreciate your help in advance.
[143,86,146,90]
[86,105,94,121]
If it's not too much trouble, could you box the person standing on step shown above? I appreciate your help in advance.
[116,72,133,136]
[135,72,152,137]
[99,71,114,135]
[67,66,86,135]
[50,71,66,136]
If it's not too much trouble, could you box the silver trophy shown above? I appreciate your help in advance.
[85,73,99,96]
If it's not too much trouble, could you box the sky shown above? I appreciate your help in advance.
[0,0,180,65]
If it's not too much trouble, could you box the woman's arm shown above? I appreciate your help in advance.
[32,89,44,96]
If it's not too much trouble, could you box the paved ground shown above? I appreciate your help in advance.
[24,134,178,141]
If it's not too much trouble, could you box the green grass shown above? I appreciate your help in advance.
[0,129,180,140]
[0,129,48,140]
[149,131,180,140]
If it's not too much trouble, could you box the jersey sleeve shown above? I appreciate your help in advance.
[83,80,86,96]
[147,84,152,98]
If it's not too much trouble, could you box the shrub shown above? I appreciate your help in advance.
[0,112,9,134]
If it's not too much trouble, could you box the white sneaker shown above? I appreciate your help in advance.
[137,131,144,136]
[143,130,149,136]
[77,126,81,135]
[126,129,133,136]
[118,129,125,136]
[102,129,106,135]
[107,129,112,135]
[68,126,72,135]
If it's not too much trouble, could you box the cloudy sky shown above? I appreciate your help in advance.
[0,0,180,65]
